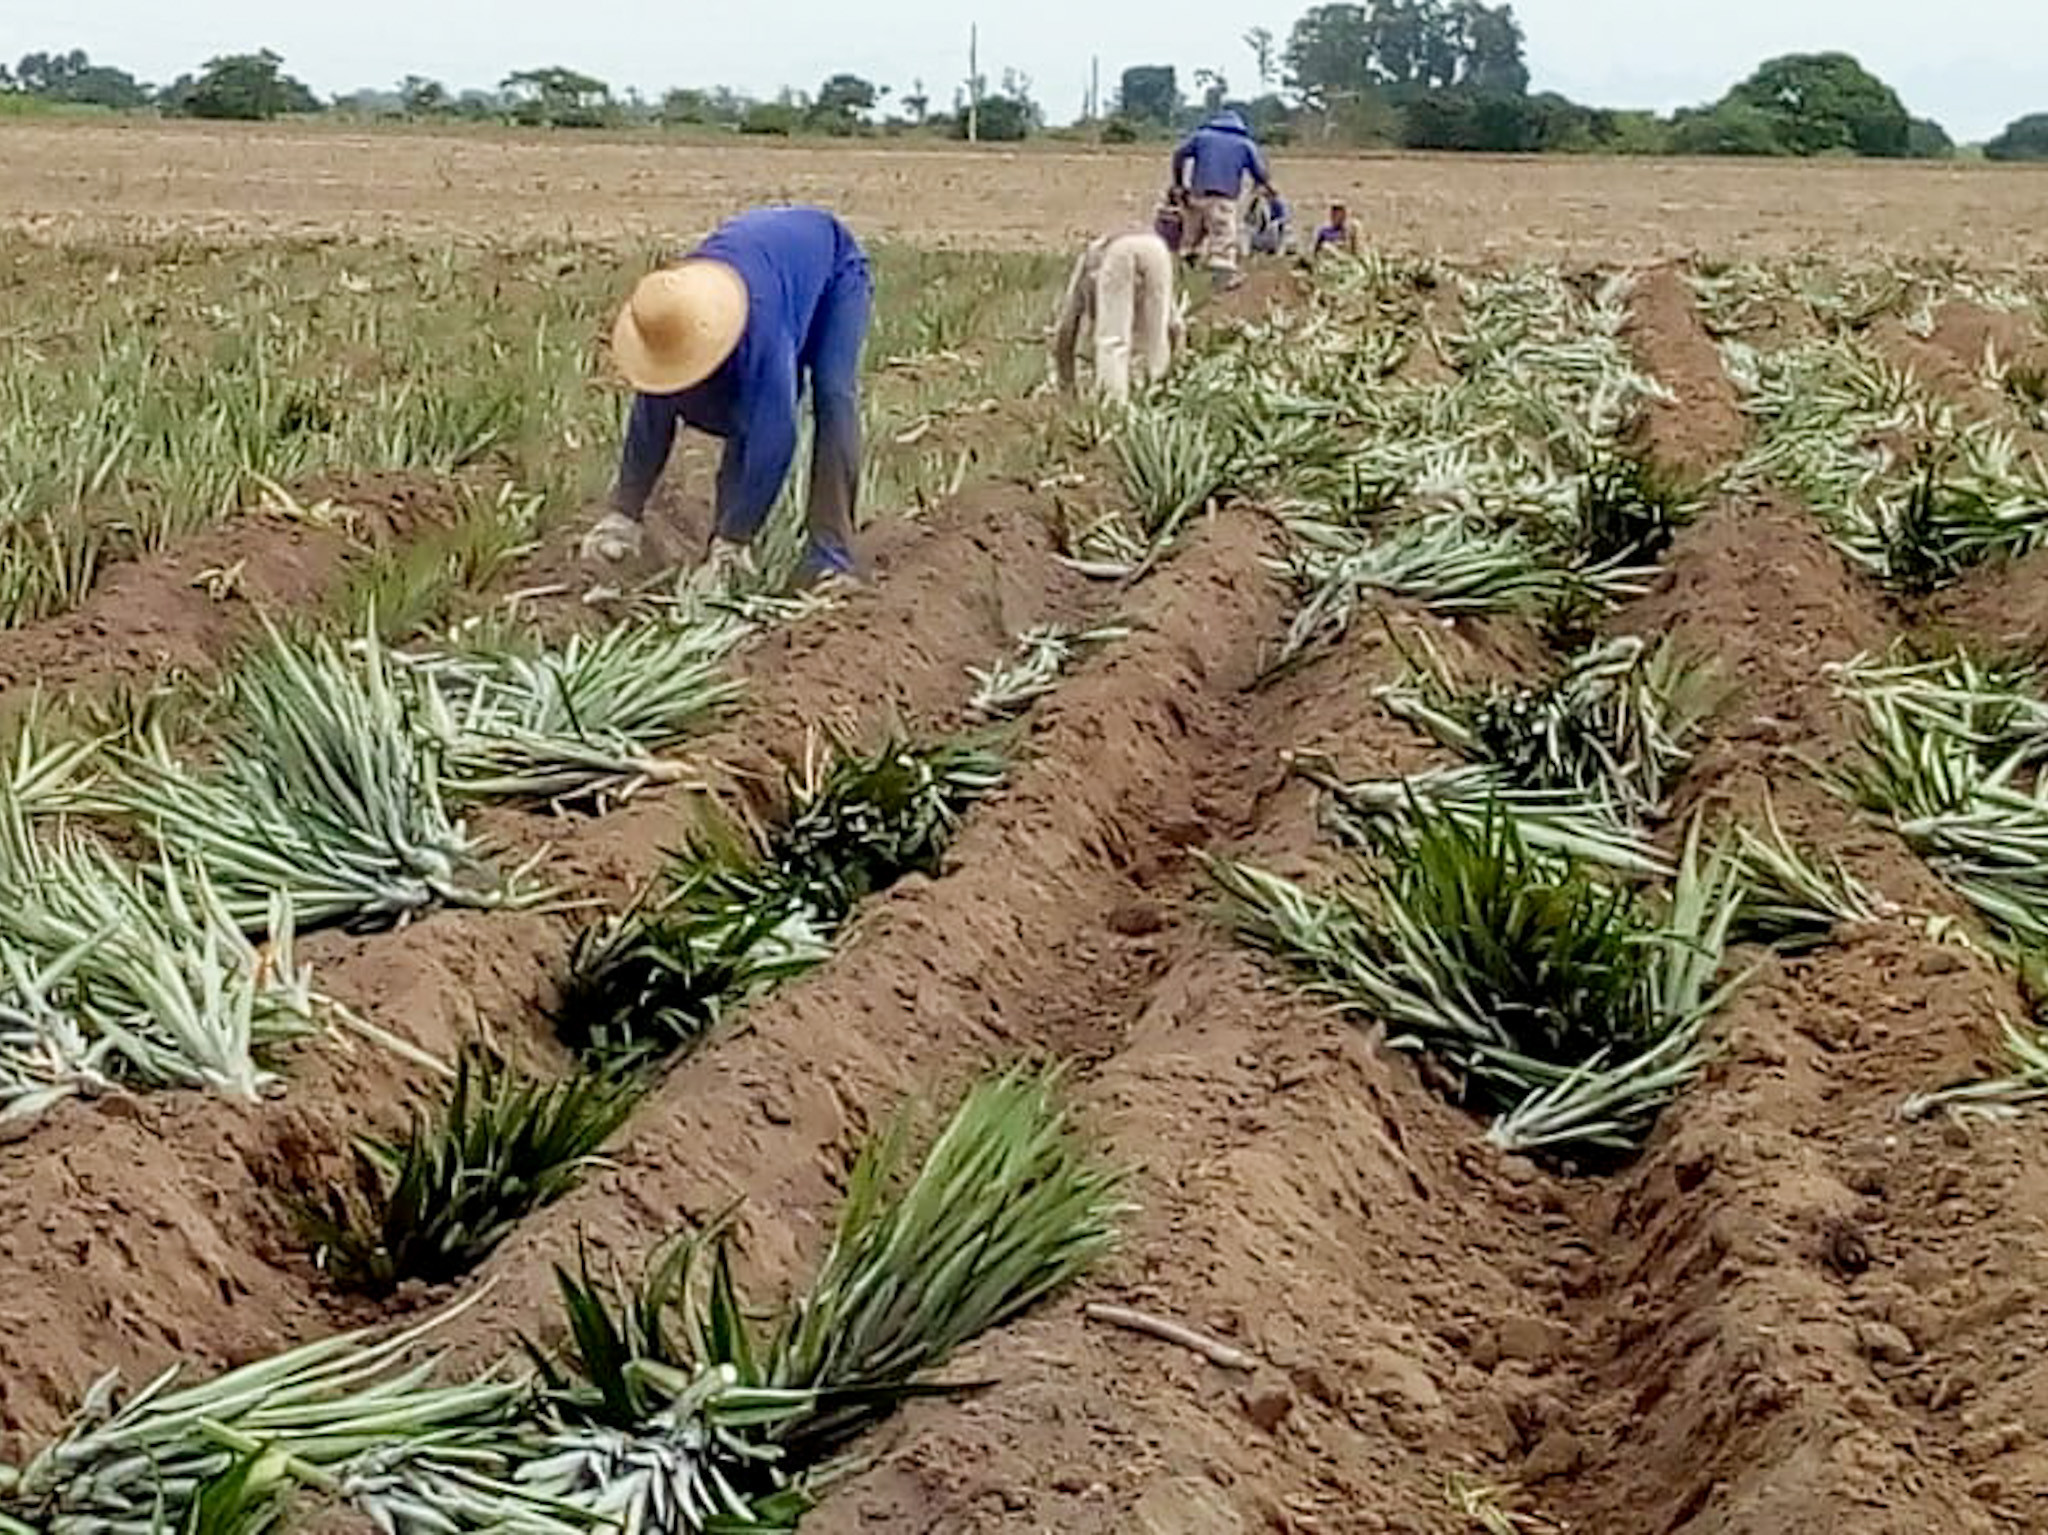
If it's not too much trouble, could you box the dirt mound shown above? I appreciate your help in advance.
[15,261,2048,1535]
[1926,300,2048,381]
[0,486,1088,1449]
[1927,549,2048,659]
[1204,264,1309,326]
[1625,262,1748,480]
[0,513,345,702]
[0,471,466,707]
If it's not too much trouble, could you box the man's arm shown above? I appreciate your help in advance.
[1050,246,1093,393]
[803,274,867,567]
[1170,135,1195,190]
[712,353,800,544]
[611,392,684,517]
[1247,141,1275,193]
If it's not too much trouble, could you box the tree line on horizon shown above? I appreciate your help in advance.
[4,2,2048,163]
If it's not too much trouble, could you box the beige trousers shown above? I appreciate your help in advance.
[1051,232,1181,406]
[1188,194,1242,275]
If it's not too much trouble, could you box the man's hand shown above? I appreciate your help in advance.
[580,510,643,563]
[695,534,757,592]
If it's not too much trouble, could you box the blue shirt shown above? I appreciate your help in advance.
[1172,113,1273,199]
[613,207,870,550]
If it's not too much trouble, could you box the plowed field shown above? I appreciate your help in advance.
[5,125,2048,1535]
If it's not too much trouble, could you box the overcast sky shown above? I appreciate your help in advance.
[4,0,2040,141]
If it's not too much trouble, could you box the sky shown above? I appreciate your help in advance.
[3,0,2040,142]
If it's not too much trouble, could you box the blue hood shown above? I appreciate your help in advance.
[1204,110,1251,136]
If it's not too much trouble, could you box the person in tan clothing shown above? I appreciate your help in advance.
[1050,230,1183,406]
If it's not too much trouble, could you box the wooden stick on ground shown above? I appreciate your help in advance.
[1083,1302,1258,1371]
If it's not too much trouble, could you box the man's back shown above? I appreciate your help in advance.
[1174,111,1269,199]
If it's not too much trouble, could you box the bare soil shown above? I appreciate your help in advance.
[6,257,2048,1535]
[6,122,2048,262]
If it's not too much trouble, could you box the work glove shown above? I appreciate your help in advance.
[580,510,643,563]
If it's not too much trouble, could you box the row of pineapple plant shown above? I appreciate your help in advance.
[1192,257,1903,1161]
[1694,256,2048,1112]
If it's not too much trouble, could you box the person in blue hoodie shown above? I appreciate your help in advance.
[582,205,870,589]
[1169,110,1278,286]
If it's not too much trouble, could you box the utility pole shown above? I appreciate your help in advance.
[1090,55,1100,123]
[967,24,980,143]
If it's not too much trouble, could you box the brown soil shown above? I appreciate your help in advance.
[1547,487,2044,1531]
[0,472,459,708]
[1926,300,2048,382]
[11,124,2048,262]
[0,486,1090,1453]
[1625,262,1749,482]
[10,261,2048,1535]
[0,513,343,703]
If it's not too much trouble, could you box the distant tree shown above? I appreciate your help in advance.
[451,89,503,121]
[1600,110,1673,155]
[1244,27,1278,89]
[1400,88,1582,152]
[163,51,318,120]
[14,49,148,109]
[1194,68,1230,114]
[1722,52,1911,157]
[661,86,749,128]
[1119,65,1178,125]
[0,64,15,92]
[331,87,397,117]
[740,99,802,135]
[399,75,449,118]
[1232,93,1298,145]
[1284,4,1373,111]
[1456,2,1529,94]
[901,78,930,125]
[1285,1,1526,111]
[1906,116,1953,159]
[1985,112,2048,162]
[809,72,879,135]
[960,89,1037,142]
[1668,100,1787,157]
[501,66,614,128]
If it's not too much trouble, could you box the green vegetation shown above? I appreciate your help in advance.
[0,238,1068,636]
[111,623,519,933]
[2,1069,1123,1534]
[1664,51,1963,161]
[293,1048,643,1294]
[1214,809,1744,1157]
[554,733,1004,1067]
[1,15,1979,156]
[1987,112,2048,162]
[160,50,320,121]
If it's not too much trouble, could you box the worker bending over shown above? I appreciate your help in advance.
[584,205,871,588]
[1050,230,1183,406]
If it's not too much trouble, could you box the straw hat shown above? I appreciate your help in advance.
[610,260,750,394]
